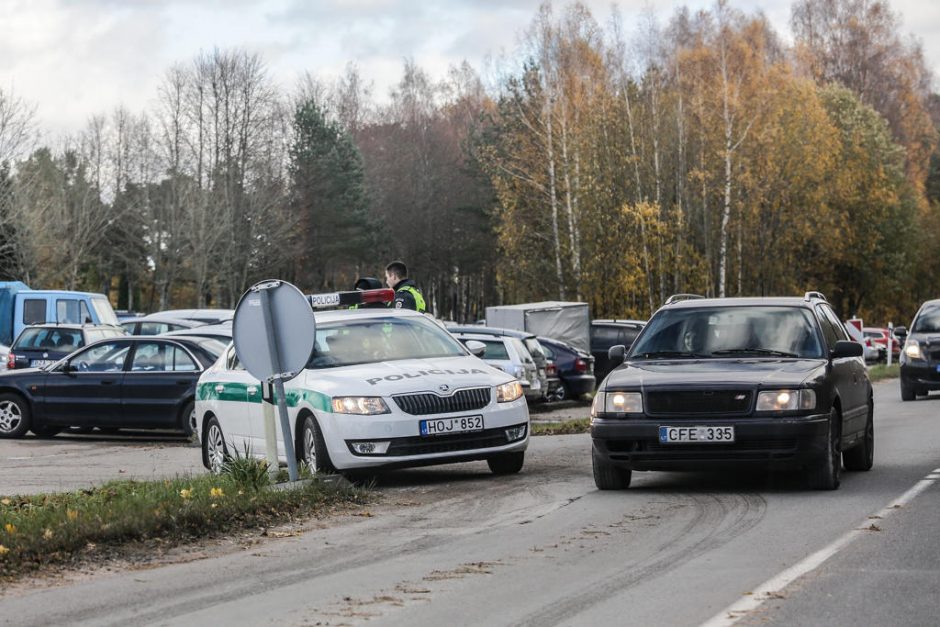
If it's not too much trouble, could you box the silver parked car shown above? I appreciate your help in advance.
[452,331,542,401]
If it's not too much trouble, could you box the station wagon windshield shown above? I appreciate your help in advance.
[912,304,940,333]
[307,316,467,368]
[630,306,825,359]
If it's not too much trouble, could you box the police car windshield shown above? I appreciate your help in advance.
[307,316,467,368]
[630,306,825,359]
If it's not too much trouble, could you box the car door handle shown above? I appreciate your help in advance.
[247,386,258,395]
[215,384,225,393]
[101,380,115,385]
[176,380,190,385]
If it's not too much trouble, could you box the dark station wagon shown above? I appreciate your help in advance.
[590,292,874,491]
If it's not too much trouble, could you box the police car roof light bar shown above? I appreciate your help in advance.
[306,288,395,309]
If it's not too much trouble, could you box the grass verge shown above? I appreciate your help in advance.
[0,471,369,581]
[868,363,900,382]
[531,417,591,436]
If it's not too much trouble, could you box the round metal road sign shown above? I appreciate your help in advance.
[232,280,316,382]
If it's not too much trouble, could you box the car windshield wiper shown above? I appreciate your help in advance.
[636,351,710,359]
[711,348,799,358]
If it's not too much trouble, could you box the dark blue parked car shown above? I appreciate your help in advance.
[537,336,596,400]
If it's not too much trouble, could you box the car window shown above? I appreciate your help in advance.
[819,305,849,342]
[56,299,91,324]
[591,325,622,348]
[308,316,466,369]
[122,322,138,334]
[469,339,509,360]
[14,328,83,351]
[23,299,46,325]
[509,338,533,363]
[524,338,546,361]
[91,298,120,326]
[912,304,940,333]
[131,342,197,372]
[227,346,245,371]
[71,342,129,372]
[631,306,824,358]
[138,322,171,336]
[541,344,556,360]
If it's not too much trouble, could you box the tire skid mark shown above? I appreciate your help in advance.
[516,492,767,627]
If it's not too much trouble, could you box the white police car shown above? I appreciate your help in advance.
[195,304,529,476]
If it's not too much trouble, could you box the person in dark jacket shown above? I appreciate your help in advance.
[384,261,426,312]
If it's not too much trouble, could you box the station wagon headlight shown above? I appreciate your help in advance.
[903,340,924,361]
[601,391,643,414]
[756,389,816,412]
[496,381,524,403]
[331,397,390,415]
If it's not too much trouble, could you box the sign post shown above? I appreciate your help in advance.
[233,280,316,483]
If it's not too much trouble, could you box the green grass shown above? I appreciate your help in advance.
[868,363,900,382]
[0,471,368,581]
[531,417,591,436]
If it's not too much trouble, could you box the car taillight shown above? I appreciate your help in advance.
[6,352,15,370]
[574,358,588,373]
[547,363,558,376]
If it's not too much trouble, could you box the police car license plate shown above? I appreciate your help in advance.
[30,359,54,368]
[659,425,735,443]
[420,415,484,436]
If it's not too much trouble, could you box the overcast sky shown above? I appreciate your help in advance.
[2,0,938,139]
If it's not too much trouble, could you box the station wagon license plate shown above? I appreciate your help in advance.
[659,425,735,443]
[420,415,484,436]
[30,359,54,368]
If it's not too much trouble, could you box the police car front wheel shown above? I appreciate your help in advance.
[203,416,229,474]
[487,451,524,475]
[300,415,335,474]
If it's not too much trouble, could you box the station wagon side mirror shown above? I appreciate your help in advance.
[608,344,627,364]
[831,340,863,359]
[893,326,907,339]
[465,340,486,358]
[60,360,73,373]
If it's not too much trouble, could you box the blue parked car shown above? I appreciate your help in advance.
[537,336,596,401]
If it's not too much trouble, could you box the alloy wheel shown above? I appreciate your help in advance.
[0,401,22,434]
[206,424,226,473]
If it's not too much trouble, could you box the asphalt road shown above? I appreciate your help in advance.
[1,379,938,626]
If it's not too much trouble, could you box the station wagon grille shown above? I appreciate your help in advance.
[393,387,491,415]
[645,390,752,416]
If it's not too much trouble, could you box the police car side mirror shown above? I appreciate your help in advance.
[831,340,863,359]
[465,340,486,358]
[608,344,627,364]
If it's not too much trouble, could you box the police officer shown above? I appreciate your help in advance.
[384,261,426,312]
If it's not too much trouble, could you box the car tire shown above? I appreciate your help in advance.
[592,446,631,490]
[900,382,915,402]
[180,400,197,438]
[554,383,569,402]
[487,451,525,475]
[807,408,841,490]
[0,393,31,438]
[30,424,62,438]
[843,399,874,472]
[202,416,229,473]
[299,415,335,474]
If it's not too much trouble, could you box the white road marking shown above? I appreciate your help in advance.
[700,476,937,627]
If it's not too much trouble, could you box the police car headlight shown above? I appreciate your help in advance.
[331,397,390,415]
[756,389,816,412]
[496,381,524,403]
